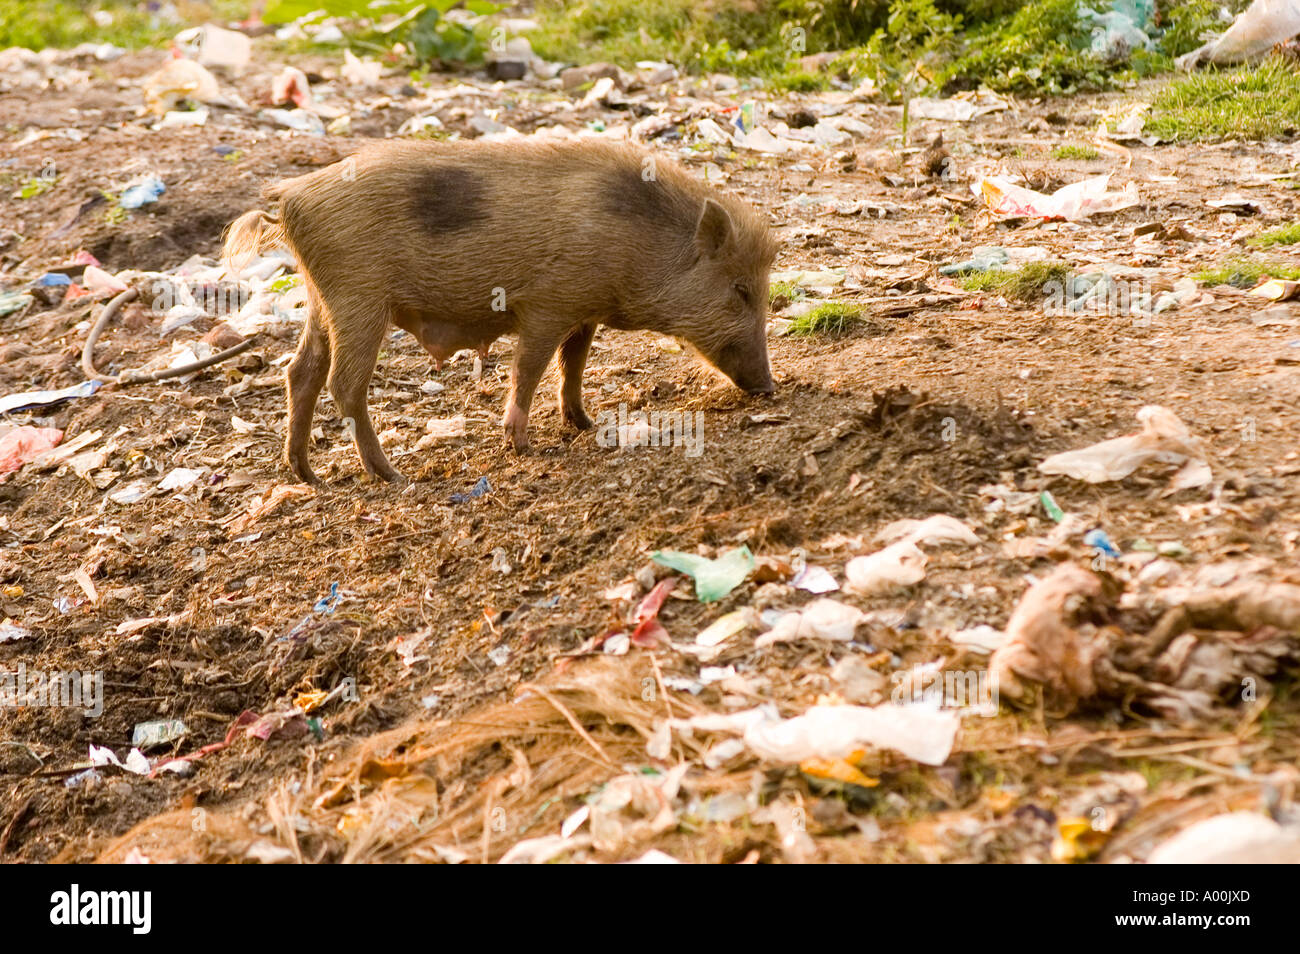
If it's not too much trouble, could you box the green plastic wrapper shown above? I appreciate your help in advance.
[651,546,755,603]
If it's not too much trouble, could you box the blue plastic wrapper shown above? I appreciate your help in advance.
[1084,529,1121,558]
[450,475,492,503]
[313,582,342,614]
[120,175,166,209]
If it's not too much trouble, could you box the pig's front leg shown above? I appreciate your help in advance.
[503,327,565,453]
[558,323,596,431]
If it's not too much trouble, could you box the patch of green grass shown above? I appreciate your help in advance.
[768,280,804,309]
[1051,143,1099,160]
[526,0,754,76]
[787,302,864,337]
[1194,257,1300,288]
[1255,676,1298,736]
[961,269,1013,292]
[941,0,1111,94]
[269,274,301,293]
[0,1,162,50]
[960,261,1071,301]
[1133,758,1202,790]
[1248,221,1300,248]
[1147,57,1300,142]
[767,70,831,92]
[404,125,454,140]
[511,0,1235,95]
[526,0,899,79]
[936,0,1241,95]
[1012,261,1073,300]
[840,0,962,120]
[0,0,249,51]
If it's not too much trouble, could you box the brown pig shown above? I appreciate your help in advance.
[223,138,777,484]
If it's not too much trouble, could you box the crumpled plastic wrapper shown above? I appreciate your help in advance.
[1037,405,1210,490]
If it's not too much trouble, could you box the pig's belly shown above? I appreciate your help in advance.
[393,309,515,365]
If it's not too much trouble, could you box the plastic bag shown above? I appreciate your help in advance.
[1177,0,1300,68]
[0,425,62,474]
[1080,5,1152,58]
[974,174,1139,221]
[1037,405,1209,485]
[844,540,927,595]
[651,546,754,602]
[671,703,960,766]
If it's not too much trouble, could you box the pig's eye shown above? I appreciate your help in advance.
[733,283,752,305]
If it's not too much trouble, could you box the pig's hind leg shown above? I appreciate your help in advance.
[558,323,596,431]
[284,294,331,484]
[327,302,405,483]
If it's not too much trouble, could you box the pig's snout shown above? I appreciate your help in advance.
[716,339,775,396]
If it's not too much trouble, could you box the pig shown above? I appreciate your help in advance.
[223,138,778,484]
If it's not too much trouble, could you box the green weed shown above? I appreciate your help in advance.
[786,301,864,336]
[1147,58,1300,141]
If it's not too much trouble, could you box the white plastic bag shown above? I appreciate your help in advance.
[1177,0,1300,68]
[973,174,1139,221]
[1037,405,1209,485]
[670,703,959,766]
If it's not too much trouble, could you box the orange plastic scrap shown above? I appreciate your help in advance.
[799,753,879,789]
[1052,816,1109,863]
[358,758,410,786]
[294,689,329,713]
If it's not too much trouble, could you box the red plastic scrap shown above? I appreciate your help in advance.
[0,426,62,475]
[246,710,309,741]
[630,578,675,647]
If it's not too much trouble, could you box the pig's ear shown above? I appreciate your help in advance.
[695,199,732,256]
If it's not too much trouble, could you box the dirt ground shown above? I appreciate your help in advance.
[1,47,1298,864]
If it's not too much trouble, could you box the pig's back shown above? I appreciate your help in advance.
[276,139,710,320]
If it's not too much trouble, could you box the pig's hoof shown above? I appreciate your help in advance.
[503,410,531,453]
[367,466,408,485]
[359,454,407,484]
[503,427,531,454]
[286,455,322,487]
[562,407,594,431]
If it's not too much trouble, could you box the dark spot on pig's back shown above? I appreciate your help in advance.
[602,165,693,231]
[411,166,488,234]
